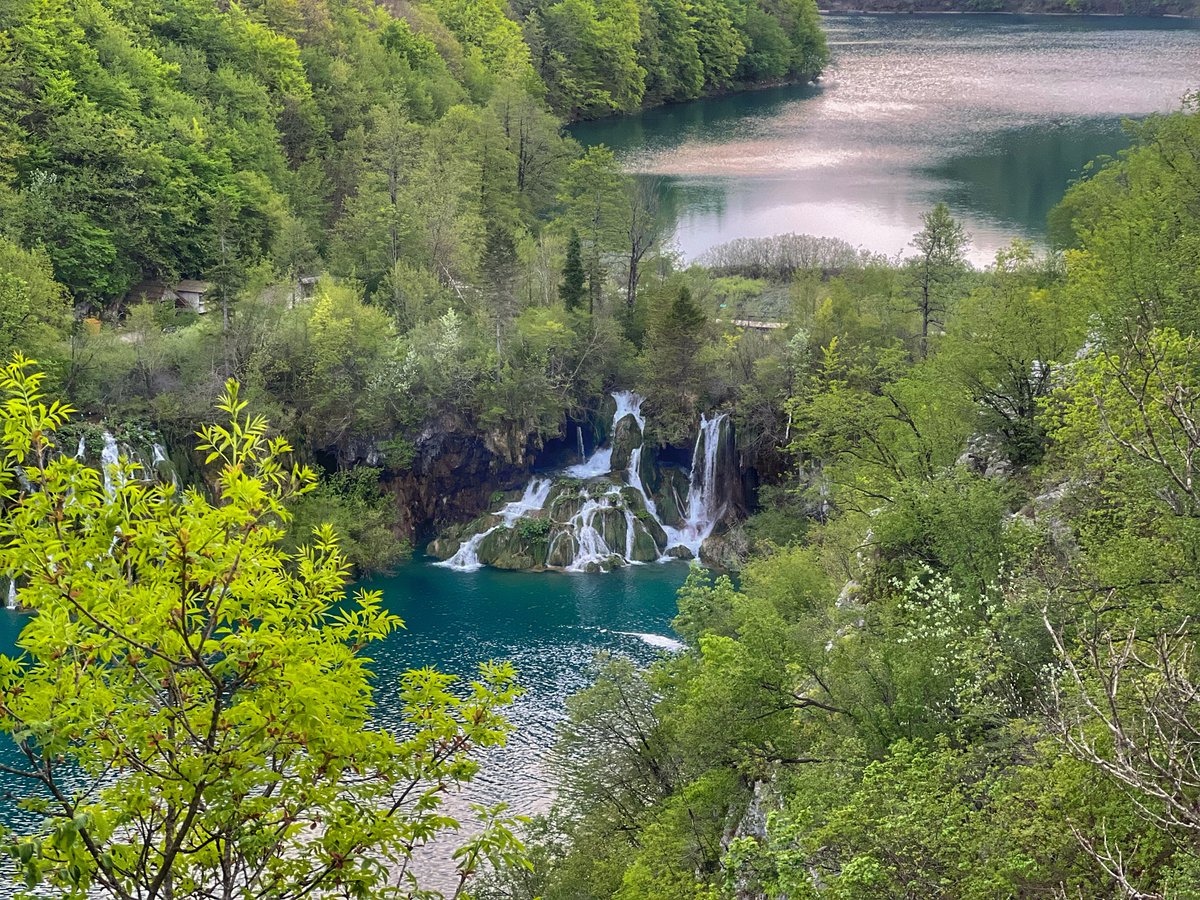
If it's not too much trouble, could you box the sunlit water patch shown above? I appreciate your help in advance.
[573,14,1200,264]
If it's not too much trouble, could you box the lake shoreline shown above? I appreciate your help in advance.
[571,13,1196,265]
[817,4,1198,17]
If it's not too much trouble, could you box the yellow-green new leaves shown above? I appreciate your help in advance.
[0,359,523,899]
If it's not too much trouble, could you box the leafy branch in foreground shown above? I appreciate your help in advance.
[0,355,524,899]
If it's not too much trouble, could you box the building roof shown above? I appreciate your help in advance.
[174,280,212,294]
[126,280,178,303]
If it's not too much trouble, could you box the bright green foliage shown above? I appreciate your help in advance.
[284,466,409,573]
[528,0,646,118]
[904,202,971,358]
[1054,93,1200,337]
[0,358,523,899]
[0,239,70,366]
[940,240,1077,465]
[423,0,537,86]
[558,146,629,312]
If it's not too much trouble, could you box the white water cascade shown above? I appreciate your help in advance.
[101,431,121,497]
[620,405,730,560]
[75,436,86,460]
[437,477,553,572]
[563,446,612,479]
[560,488,621,572]
[666,413,729,557]
[576,425,585,461]
[438,391,735,573]
[5,579,16,610]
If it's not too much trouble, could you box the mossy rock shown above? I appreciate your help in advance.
[549,490,585,523]
[652,468,690,529]
[546,530,578,568]
[666,544,695,560]
[630,520,664,562]
[580,555,624,573]
[425,536,457,560]
[596,394,618,444]
[595,507,629,553]
[610,414,643,472]
[478,526,545,571]
[700,528,749,571]
[429,513,500,559]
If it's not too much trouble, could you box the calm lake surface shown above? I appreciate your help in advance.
[572,14,1200,265]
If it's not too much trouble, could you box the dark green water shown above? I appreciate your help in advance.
[0,560,687,824]
[572,13,1200,264]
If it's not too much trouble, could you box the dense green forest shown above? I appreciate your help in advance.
[3,0,1200,896]
[0,0,826,569]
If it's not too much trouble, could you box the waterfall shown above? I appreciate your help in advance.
[666,413,729,557]
[5,579,15,611]
[624,412,729,560]
[564,447,612,479]
[576,425,585,461]
[566,392,645,479]
[561,487,642,573]
[151,441,180,487]
[627,446,660,522]
[612,390,646,432]
[437,390,735,573]
[75,436,86,460]
[101,431,122,497]
[437,477,553,571]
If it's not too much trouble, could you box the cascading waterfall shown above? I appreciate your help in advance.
[151,441,180,487]
[576,426,585,461]
[669,413,729,556]
[561,490,620,573]
[438,391,735,573]
[101,431,121,497]
[75,436,86,460]
[5,579,16,611]
[552,486,646,573]
[437,478,553,572]
[564,447,612,478]
[612,390,646,433]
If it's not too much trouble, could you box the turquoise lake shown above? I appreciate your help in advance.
[0,560,688,828]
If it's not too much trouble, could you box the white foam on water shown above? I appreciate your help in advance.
[613,631,685,651]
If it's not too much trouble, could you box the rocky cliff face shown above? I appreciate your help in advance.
[379,413,545,543]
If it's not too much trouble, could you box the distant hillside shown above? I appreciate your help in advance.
[820,0,1198,15]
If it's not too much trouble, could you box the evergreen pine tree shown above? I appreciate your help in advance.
[560,228,587,312]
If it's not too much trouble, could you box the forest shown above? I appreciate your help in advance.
[0,0,1199,897]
